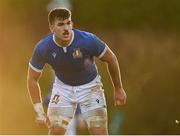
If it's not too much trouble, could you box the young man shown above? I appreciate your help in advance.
[27,8,126,135]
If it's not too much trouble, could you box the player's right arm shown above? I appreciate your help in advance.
[27,66,42,104]
[27,67,48,127]
[27,41,48,127]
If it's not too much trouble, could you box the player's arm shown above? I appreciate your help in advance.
[27,66,47,127]
[27,66,43,104]
[100,47,127,106]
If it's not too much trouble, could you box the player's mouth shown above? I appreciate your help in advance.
[63,31,70,38]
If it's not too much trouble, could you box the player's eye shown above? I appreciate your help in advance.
[57,23,64,26]
[67,21,71,25]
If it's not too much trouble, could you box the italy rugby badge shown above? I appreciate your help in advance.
[73,48,83,58]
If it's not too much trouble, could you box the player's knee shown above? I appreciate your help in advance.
[86,115,107,130]
[89,127,108,135]
[49,125,66,135]
[48,115,71,135]
[87,116,108,135]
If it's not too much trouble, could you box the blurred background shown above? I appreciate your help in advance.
[0,0,180,134]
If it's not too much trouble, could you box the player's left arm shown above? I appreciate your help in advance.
[100,47,127,106]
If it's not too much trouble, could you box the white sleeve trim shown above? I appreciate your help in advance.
[98,45,108,58]
[29,62,43,73]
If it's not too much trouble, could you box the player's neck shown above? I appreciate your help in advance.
[53,31,74,47]
[55,37,70,47]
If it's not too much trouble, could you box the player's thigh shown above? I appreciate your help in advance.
[48,83,73,107]
[79,88,108,134]
[47,84,76,129]
[79,87,107,113]
[47,106,76,130]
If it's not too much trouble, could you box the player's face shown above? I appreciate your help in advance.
[50,17,73,43]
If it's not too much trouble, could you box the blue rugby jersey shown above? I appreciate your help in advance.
[29,29,107,85]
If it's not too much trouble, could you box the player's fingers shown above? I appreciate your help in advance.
[46,116,51,127]
[116,97,126,106]
[121,98,126,105]
[114,101,116,106]
[115,100,122,106]
[117,100,121,105]
[123,96,127,104]
[36,120,47,128]
[114,97,118,105]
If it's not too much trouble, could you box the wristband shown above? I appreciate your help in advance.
[33,103,45,115]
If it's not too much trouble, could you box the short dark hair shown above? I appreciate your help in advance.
[48,8,71,25]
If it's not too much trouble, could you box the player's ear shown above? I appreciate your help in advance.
[49,24,54,32]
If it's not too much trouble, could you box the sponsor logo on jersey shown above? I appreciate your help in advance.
[73,48,83,58]
[52,52,57,58]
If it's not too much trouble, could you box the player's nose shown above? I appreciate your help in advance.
[64,24,69,30]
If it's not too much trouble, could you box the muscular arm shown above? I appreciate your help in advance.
[100,47,122,89]
[100,47,126,105]
[27,66,48,127]
[27,66,43,104]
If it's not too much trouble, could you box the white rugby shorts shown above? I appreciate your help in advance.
[48,75,107,114]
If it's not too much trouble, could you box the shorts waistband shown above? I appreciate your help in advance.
[54,75,102,89]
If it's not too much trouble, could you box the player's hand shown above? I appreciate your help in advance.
[33,103,50,128]
[114,87,127,106]
[35,113,49,128]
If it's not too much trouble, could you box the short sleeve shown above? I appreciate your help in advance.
[29,43,46,72]
[91,34,108,58]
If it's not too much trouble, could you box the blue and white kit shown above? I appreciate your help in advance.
[29,29,108,129]
[29,29,107,86]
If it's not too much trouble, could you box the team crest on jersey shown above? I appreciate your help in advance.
[73,48,83,59]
